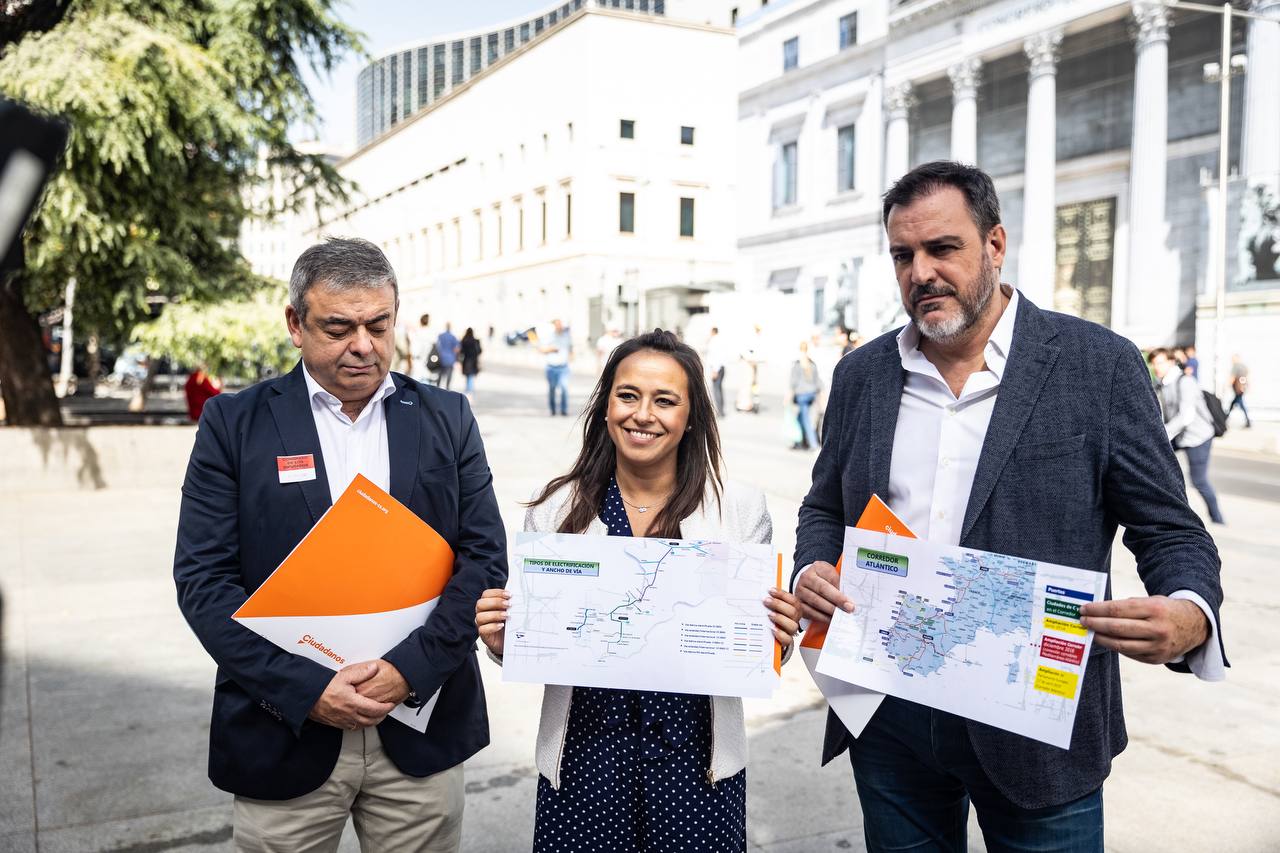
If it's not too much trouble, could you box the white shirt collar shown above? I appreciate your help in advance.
[896,286,1020,381]
[301,364,397,422]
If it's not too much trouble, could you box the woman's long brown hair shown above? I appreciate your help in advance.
[526,329,723,538]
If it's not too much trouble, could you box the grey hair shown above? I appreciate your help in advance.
[288,236,398,322]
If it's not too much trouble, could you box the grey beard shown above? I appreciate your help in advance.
[914,259,998,344]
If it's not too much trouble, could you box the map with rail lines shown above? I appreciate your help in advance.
[503,532,781,698]
[817,529,1109,748]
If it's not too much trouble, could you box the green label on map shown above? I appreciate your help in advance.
[524,558,600,577]
[855,548,909,578]
[1044,598,1080,619]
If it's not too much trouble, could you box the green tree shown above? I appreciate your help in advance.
[0,0,359,425]
[131,285,296,381]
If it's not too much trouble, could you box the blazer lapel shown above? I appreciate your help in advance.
[267,362,332,523]
[385,374,421,507]
[866,346,907,501]
[960,298,1060,542]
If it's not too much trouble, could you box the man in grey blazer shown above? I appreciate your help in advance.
[794,161,1226,851]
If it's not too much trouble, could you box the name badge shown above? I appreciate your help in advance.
[277,454,317,484]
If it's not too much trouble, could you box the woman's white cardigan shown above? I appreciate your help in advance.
[511,480,790,789]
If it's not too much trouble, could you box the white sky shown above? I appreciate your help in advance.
[298,0,550,153]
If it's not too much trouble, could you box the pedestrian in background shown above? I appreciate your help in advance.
[594,324,623,373]
[183,365,221,423]
[789,340,822,450]
[1184,344,1200,379]
[459,327,482,402]
[475,329,800,852]
[410,313,437,385]
[540,318,573,416]
[434,322,459,390]
[1151,347,1225,524]
[1229,354,1252,428]
[705,325,731,418]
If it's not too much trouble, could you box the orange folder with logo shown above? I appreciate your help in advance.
[233,474,454,732]
[798,495,914,737]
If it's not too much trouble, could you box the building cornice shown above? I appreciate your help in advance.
[738,37,887,113]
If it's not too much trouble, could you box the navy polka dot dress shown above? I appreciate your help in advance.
[531,478,748,852]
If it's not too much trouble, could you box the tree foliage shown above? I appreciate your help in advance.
[131,286,297,380]
[0,0,360,422]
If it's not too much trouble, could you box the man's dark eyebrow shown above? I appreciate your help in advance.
[923,235,966,245]
[320,312,392,326]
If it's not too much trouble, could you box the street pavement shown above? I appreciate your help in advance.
[1,363,1278,852]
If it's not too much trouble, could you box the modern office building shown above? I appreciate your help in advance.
[736,0,1279,411]
[355,0,736,147]
[313,4,739,345]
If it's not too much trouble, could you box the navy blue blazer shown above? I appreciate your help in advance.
[794,295,1226,810]
[174,363,507,800]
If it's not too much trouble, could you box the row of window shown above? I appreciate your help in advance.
[772,123,857,210]
[617,193,696,237]
[620,118,696,146]
[782,12,858,73]
[382,189,697,277]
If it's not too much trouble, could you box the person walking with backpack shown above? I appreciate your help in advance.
[1149,348,1224,525]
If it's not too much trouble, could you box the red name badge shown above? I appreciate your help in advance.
[277,454,317,484]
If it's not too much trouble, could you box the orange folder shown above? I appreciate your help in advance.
[800,495,915,650]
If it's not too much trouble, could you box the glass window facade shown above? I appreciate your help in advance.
[619,192,635,233]
[621,119,635,138]
[487,33,499,64]
[433,44,446,98]
[783,37,798,71]
[774,141,797,209]
[837,124,856,191]
[681,125,695,145]
[679,197,694,237]
[839,12,857,50]
[402,51,412,118]
[416,47,430,108]
[452,41,464,85]
[504,28,515,52]
[470,37,482,73]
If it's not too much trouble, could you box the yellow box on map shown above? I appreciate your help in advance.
[1034,665,1080,699]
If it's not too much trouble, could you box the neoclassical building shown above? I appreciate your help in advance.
[736,0,1278,411]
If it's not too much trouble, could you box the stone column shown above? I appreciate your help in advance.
[884,82,917,190]
[1243,0,1280,189]
[948,58,982,166]
[1127,2,1173,345]
[1020,30,1063,307]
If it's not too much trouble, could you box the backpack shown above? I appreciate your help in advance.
[1202,389,1229,438]
[426,343,442,374]
[1174,375,1227,439]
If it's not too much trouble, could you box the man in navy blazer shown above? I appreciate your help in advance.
[174,237,506,851]
[794,162,1226,851]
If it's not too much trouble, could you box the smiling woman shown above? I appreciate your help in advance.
[474,328,804,852]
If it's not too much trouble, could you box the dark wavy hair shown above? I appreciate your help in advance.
[527,329,723,538]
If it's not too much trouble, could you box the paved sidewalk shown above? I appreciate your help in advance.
[2,366,1277,852]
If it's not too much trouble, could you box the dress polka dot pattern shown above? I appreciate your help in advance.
[531,477,747,852]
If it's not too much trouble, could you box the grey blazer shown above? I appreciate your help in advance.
[794,295,1226,810]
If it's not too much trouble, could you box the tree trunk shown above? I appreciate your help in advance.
[0,271,62,426]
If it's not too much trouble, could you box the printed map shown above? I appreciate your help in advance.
[817,529,1108,748]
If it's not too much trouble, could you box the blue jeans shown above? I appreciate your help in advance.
[794,392,818,447]
[849,698,1103,853]
[464,373,475,395]
[546,364,569,415]
[1181,438,1224,523]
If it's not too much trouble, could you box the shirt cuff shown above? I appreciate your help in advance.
[1168,589,1226,682]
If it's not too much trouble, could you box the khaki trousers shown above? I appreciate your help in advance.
[233,727,464,853]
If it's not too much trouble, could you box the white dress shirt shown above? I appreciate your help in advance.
[883,287,1222,681]
[302,366,396,502]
